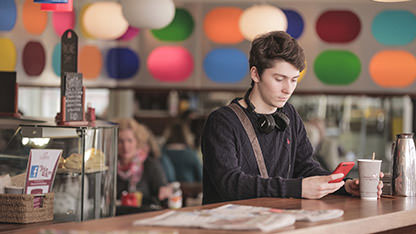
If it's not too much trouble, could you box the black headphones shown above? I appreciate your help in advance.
[244,88,290,134]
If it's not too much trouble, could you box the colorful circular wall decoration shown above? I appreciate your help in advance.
[22,41,46,76]
[151,8,194,42]
[22,0,48,35]
[106,47,139,79]
[147,46,194,83]
[283,9,304,39]
[79,3,95,39]
[298,62,307,82]
[0,38,16,71]
[369,50,416,88]
[79,45,102,80]
[52,11,75,37]
[120,0,175,29]
[239,5,287,41]
[117,26,140,41]
[0,0,17,31]
[316,10,361,43]
[372,10,416,46]
[204,7,244,44]
[203,48,248,83]
[83,2,128,40]
[314,50,361,85]
[52,43,61,77]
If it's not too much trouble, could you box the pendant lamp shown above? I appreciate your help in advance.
[83,2,128,40]
[120,0,175,29]
[239,4,287,41]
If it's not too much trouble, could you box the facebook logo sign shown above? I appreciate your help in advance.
[30,165,39,178]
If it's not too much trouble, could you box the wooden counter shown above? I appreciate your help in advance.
[3,195,416,234]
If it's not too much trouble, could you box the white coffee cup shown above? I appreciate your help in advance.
[358,159,382,200]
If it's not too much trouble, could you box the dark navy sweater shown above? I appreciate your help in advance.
[201,98,332,204]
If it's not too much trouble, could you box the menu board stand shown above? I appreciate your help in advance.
[55,29,88,126]
[0,71,21,118]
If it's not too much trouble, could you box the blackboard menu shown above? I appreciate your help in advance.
[61,30,77,75]
[0,71,17,114]
[63,72,83,121]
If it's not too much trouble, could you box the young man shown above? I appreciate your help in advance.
[201,31,382,204]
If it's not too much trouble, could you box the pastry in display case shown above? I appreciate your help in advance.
[0,118,118,222]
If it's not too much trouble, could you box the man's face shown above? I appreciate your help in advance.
[252,60,300,108]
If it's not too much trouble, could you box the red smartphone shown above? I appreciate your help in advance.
[328,161,355,183]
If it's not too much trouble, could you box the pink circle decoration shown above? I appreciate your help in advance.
[147,46,194,83]
[117,26,140,41]
[52,11,75,37]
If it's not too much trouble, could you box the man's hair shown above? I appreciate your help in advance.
[249,31,305,86]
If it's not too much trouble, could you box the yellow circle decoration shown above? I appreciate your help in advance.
[0,38,17,71]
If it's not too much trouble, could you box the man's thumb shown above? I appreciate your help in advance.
[329,173,344,181]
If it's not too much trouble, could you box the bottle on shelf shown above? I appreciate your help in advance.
[168,182,182,209]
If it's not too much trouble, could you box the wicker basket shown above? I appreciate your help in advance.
[0,193,54,223]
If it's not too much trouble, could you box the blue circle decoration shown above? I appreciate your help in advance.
[52,43,61,77]
[0,0,17,31]
[106,47,139,79]
[372,10,416,46]
[283,9,304,39]
[203,48,248,83]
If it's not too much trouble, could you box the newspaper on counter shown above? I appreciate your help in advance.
[133,204,344,232]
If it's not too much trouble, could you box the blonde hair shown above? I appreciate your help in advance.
[112,118,161,158]
[112,118,150,151]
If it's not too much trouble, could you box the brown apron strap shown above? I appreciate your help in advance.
[228,103,269,179]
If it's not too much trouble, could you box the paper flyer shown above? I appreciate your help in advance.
[24,149,62,194]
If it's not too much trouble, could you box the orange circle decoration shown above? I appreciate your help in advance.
[204,7,244,44]
[22,0,48,35]
[79,45,102,80]
[369,50,416,88]
[0,38,17,71]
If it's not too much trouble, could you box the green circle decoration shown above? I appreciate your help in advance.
[314,50,361,85]
[151,8,194,42]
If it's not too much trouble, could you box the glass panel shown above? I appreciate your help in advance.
[290,95,411,179]
[83,127,117,220]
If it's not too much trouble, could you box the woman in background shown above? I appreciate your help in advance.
[114,118,172,207]
[162,122,202,183]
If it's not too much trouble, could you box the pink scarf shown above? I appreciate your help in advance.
[117,150,148,192]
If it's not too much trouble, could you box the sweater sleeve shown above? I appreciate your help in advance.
[202,108,303,202]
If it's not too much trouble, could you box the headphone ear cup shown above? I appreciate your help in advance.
[257,114,275,134]
[274,112,290,131]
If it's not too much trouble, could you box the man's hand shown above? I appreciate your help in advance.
[345,172,384,198]
[302,173,345,199]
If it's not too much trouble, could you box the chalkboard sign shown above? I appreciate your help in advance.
[0,72,17,115]
[63,72,83,121]
[61,29,78,100]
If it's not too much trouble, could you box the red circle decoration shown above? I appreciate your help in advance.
[22,41,46,76]
[316,10,361,43]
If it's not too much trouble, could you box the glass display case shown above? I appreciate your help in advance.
[0,118,118,222]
